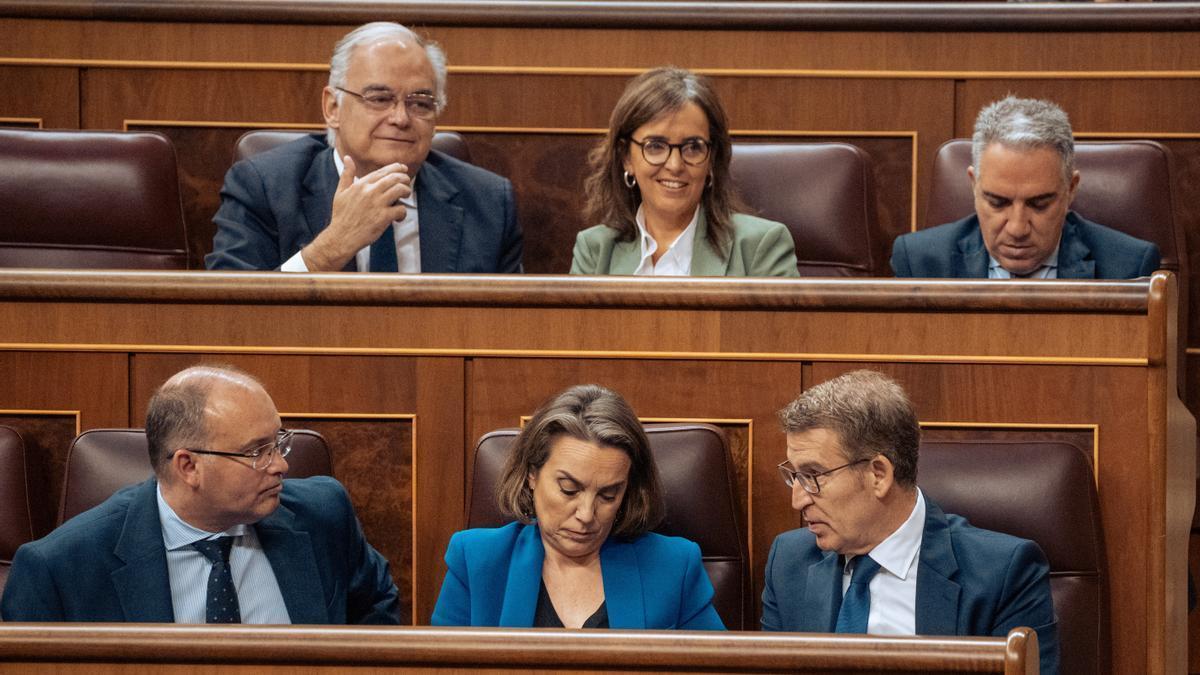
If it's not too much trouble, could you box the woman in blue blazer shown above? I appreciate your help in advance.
[431,384,724,630]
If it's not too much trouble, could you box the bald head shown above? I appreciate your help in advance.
[145,365,267,476]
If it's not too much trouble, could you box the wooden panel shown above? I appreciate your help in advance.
[0,352,127,533]
[0,66,77,129]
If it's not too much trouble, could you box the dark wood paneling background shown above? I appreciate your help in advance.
[1,6,1199,672]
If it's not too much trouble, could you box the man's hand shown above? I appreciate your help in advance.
[301,156,412,271]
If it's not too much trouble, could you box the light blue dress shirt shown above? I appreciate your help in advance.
[156,485,291,624]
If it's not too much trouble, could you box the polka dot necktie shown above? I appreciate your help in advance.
[834,554,881,634]
[192,537,242,624]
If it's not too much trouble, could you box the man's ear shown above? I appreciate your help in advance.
[322,86,341,130]
[869,453,896,499]
[967,164,977,191]
[170,449,203,488]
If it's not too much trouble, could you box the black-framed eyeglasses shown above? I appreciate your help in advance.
[334,86,439,120]
[628,137,711,166]
[777,458,870,495]
[177,429,294,471]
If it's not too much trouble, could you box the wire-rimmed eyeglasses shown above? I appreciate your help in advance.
[177,429,294,471]
[777,458,870,495]
[335,86,439,121]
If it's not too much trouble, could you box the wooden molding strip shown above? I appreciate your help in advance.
[0,0,1197,32]
[0,343,1149,367]
[4,57,1200,80]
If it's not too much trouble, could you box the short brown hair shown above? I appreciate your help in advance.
[582,66,745,255]
[778,370,920,488]
[495,384,665,538]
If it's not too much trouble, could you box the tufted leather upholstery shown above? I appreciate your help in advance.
[58,428,333,525]
[0,128,190,269]
[235,130,473,164]
[918,439,1107,675]
[924,139,1183,280]
[731,142,880,277]
[470,424,749,629]
[0,426,34,599]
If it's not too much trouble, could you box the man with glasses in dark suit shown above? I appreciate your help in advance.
[207,21,522,274]
[760,370,1059,675]
[1,364,399,624]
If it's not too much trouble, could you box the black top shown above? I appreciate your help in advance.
[533,579,609,628]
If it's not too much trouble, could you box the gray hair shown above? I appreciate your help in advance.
[971,95,1075,185]
[326,22,448,146]
[778,370,920,489]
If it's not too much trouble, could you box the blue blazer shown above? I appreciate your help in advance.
[206,133,524,273]
[431,522,724,629]
[890,211,1160,279]
[0,476,400,624]
[760,496,1059,675]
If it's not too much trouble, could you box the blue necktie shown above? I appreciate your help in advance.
[369,225,398,272]
[192,537,241,624]
[835,554,881,634]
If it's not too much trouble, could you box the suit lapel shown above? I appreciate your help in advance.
[257,502,329,624]
[600,539,645,628]
[415,156,465,273]
[498,523,544,627]
[300,147,355,272]
[954,224,990,278]
[802,551,843,632]
[608,237,641,275]
[1055,214,1096,279]
[914,497,961,635]
[689,211,728,276]
[110,480,176,622]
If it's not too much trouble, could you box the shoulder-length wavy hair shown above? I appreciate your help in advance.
[495,384,665,539]
[582,66,745,255]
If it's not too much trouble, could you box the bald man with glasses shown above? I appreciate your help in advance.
[761,370,1059,675]
[1,365,400,625]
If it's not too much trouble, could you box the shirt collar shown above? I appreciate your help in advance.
[156,482,249,551]
[634,205,699,267]
[848,487,925,581]
[988,242,1060,279]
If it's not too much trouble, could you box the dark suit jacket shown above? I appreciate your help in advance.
[890,211,1160,279]
[760,496,1059,675]
[0,476,400,624]
[206,133,523,273]
[430,521,724,629]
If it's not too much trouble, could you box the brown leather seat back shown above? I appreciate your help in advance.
[0,129,190,269]
[918,440,1108,675]
[470,423,748,629]
[58,428,334,525]
[730,143,879,277]
[924,139,1183,278]
[234,130,473,164]
[0,426,34,598]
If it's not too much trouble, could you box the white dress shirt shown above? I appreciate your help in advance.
[156,484,291,624]
[280,152,420,273]
[632,206,699,276]
[988,243,1060,279]
[842,487,926,635]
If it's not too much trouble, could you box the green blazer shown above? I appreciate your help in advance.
[570,212,800,277]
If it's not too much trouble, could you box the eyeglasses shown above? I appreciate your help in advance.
[777,458,870,495]
[178,429,294,471]
[628,137,711,166]
[335,86,439,121]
